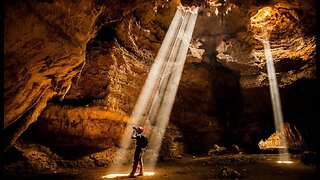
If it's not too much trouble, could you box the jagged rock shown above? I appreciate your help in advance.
[208,144,227,155]
[258,122,305,150]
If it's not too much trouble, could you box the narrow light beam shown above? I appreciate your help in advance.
[262,25,290,163]
[119,4,184,151]
[147,7,199,170]
[109,7,185,167]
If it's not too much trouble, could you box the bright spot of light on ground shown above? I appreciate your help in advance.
[102,172,155,178]
[277,160,294,164]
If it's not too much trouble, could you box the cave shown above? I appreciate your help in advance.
[3,0,318,179]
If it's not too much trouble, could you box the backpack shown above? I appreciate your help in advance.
[138,135,148,148]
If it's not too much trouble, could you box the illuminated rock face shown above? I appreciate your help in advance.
[258,122,305,150]
[3,0,152,151]
[4,0,105,150]
[4,0,317,157]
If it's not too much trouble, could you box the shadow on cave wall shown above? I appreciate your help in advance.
[168,56,245,155]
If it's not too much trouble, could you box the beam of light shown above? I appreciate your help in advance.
[106,4,199,174]
[102,172,155,178]
[119,4,184,151]
[108,7,185,167]
[146,10,190,127]
[147,7,198,170]
[262,25,290,163]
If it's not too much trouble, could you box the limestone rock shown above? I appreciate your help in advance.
[258,122,305,150]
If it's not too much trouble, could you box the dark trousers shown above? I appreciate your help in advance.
[130,147,143,175]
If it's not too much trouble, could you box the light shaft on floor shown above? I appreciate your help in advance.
[262,25,291,163]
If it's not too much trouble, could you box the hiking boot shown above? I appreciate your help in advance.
[128,173,135,178]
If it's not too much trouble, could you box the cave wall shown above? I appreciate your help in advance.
[4,0,102,150]
[3,0,151,151]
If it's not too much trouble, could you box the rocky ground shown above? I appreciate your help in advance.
[4,153,317,180]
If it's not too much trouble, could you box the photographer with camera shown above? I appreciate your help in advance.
[129,126,148,178]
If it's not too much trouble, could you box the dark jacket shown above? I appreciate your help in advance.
[131,133,146,148]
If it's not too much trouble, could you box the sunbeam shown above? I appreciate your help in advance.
[262,20,290,163]
[105,4,199,176]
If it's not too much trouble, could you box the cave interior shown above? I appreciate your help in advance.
[3,0,318,178]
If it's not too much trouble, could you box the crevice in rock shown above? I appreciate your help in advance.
[92,21,118,42]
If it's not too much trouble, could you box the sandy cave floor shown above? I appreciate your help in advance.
[4,154,317,180]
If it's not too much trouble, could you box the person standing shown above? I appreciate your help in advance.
[129,126,148,177]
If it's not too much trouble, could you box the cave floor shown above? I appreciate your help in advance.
[5,154,316,180]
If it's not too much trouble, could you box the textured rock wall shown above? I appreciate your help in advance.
[215,1,316,88]
[33,105,129,149]
[29,40,150,151]
[4,0,105,150]
[4,0,150,150]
